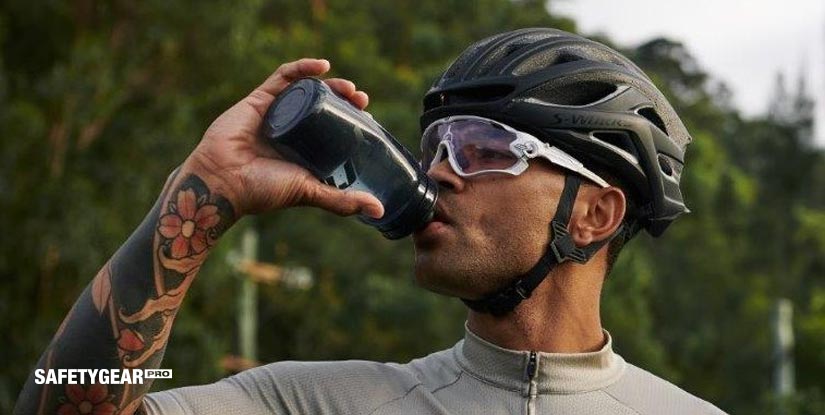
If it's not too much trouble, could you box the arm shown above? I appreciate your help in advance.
[14,58,383,415]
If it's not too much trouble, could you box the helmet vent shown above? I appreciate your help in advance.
[658,154,674,176]
[529,81,618,106]
[512,51,585,76]
[637,107,669,135]
[591,131,641,162]
[469,32,557,78]
[424,84,514,109]
[551,53,583,66]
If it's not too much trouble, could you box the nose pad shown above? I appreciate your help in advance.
[425,141,451,173]
[432,147,449,167]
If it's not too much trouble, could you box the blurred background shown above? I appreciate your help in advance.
[1,1,824,413]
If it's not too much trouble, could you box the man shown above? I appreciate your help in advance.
[16,28,726,414]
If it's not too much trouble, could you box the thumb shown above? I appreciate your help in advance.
[303,182,385,219]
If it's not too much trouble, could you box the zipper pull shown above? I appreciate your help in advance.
[525,351,538,381]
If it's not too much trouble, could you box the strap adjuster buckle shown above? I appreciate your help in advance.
[549,221,586,264]
[513,281,528,299]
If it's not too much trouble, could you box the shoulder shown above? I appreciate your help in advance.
[235,350,466,413]
[144,359,425,415]
[238,358,423,402]
[602,363,728,415]
[401,345,462,389]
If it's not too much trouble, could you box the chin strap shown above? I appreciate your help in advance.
[462,175,624,316]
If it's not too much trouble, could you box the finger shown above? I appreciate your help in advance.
[277,58,330,81]
[256,58,331,96]
[324,78,357,97]
[351,91,369,109]
[304,183,385,219]
[324,79,368,109]
[354,190,384,218]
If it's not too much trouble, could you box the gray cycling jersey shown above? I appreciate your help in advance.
[144,325,727,414]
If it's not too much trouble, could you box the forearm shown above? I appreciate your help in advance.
[14,167,236,415]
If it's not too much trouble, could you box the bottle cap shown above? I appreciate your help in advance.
[262,78,321,139]
[374,173,438,240]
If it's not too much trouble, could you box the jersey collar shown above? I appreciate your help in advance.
[454,323,626,394]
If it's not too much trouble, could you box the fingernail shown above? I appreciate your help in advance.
[361,206,380,219]
[371,206,385,219]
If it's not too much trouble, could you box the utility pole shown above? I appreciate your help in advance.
[238,226,259,364]
[773,298,795,413]
[222,223,313,373]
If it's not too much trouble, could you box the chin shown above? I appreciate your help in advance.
[413,252,475,298]
[415,251,490,298]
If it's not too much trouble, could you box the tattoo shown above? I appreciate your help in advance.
[14,173,235,415]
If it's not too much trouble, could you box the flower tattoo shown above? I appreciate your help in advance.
[158,188,220,258]
[57,384,117,415]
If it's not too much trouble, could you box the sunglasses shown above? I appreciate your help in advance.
[420,115,609,187]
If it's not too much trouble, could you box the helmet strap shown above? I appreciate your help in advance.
[461,174,624,316]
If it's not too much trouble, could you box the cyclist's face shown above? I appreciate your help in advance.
[412,157,566,299]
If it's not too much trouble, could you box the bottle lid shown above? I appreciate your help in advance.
[262,78,322,139]
[377,173,438,240]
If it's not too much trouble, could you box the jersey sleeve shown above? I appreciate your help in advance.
[143,360,421,415]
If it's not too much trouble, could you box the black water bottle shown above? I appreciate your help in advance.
[260,78,437,239]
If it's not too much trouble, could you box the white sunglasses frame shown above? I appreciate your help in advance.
[421,115,609,188]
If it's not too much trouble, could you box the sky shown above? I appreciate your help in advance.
[551,0,825,146]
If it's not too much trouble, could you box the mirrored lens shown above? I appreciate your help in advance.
[450,121,519,173]
[421,119,520,174]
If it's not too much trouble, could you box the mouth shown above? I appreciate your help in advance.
[414,203,453,240]
[431,204,452,225]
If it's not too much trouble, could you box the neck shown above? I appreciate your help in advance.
[466,264,605,353]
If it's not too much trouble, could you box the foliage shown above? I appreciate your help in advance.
[626,38,825,412]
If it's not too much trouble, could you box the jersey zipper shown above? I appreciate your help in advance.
[525,351,538,415]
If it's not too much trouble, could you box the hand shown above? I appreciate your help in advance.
[182,58,385,218]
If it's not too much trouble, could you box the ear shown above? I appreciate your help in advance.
[569,186,626,246]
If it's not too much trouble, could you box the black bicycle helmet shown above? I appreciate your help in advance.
[421,28,692,315]
[421,27,690,237]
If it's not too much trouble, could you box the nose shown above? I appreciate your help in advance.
[427,153,465,193]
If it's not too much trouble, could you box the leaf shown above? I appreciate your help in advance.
[91,263,112,315]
